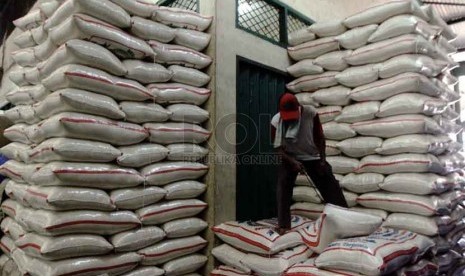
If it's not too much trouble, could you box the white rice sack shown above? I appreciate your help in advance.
[163,254,207,276]
[117,144,169,168]
[31,161,144,189]
[438,153,465,174]
[167,104,209,124]
[120,102,170,124]
[436,35,456,54]
[30,25,47,45]
[295,93,319,107]
[376,134,451,156]
[38,39,127,78]
[285,258,360,276]
[13,10,45,31]
[291,202,324,220]
[343,191,358,208]
[121,267,165,276]
[0,236,17,257]
[6,85,49,105]
[243,245,312,276]
[212,245,250,274]
[345,34,437,66]
[369,15,441,43]
[34,89,126,120]
[28,138,120,163]
[326,156,359,174]
[357,192,447,216]
[314,50,352,71]
[357,154,441,174]
[11,49,38,67]
[343,0,427,28]
[149,41,212,69]
[137,199,207,225]
[149,83,211,105]
[174,28,211,51]
[377,93,447,118]
[257,216,314,232]
[166,144,208,162]
[162,218,208,238]
[423,5,456,40]
[349,207,388,220]
[335,64,380,88]
[138,236,207,265]
[288,28,316,46]
[17,251,141,276]
[212,266,253,276]
[28,112,149,145]
[44,0,131,30]
[322,122,356,140]
[14,31,36,49]
[24,67,41,85]
[18,208,140,236]
[433,116,462,136]
[145,122,210,144]
[15,233,113,260]
[213,221,303,255]
[335,101,380,123]
[130,16,175,42]
[1,142,31,163]
[286,59,323,78]
[110,226,165,252]
[350,73,440,102]
[7,180,114,211]
[123,60,172,84]
[39,1,62,18]
[286,71,338,93]
[1,199,24,219]
[109,0,159,18]
[169,65,210,87]
[337,137,382,158]
[309,21,346,37]
[326,140,340,156]
[299,205,383,253]
[34,37,59,62]
[50,14,155,60]
[153,6,212,31]
[351,114,443,138]
[383,213,439,236]
[379,54,447,79]
[336,24,378,50]
[341,173,383,194]
[397,260,438,276]
[142,162,208,186]
[0,161,41,183]
[287,37,339,60]
[315,228,434,276]
[293,186,323,204]
[1,217,27,241]
[442,106,460,122]
[42,64,152,101]
[110,186,167,210]
[437,70,458,86]
[317,106,341,123]
[4,105,40,125]
[8,66,29,87]
[311,86,351,106]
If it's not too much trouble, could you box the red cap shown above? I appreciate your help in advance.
[279,93,300,121]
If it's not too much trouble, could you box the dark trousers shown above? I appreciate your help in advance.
[277,159,348,229]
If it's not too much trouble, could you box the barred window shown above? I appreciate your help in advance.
[158,0,198,12]
[236,0,313,46]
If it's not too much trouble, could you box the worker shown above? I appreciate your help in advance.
[271,92,348,234]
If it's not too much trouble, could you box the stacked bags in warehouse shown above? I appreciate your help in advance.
[211,204,436,276]
[0,0,213,275]
[286,0,465,274]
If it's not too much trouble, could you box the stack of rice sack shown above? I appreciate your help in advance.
[0,0,213,275]
[286,0,465,274]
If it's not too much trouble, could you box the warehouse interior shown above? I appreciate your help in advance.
[0,0,465,275]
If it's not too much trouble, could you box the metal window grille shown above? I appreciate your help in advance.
[236,0,313,46]
[158,0,198,12]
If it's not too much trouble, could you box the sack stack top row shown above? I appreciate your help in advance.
[0,0,213,275]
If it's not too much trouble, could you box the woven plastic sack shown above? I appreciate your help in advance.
[130,16,175,42]
[117,144,169,168]
[335,101,380,123]
[379,54,447,79]
[291,202,324,220]
[162,218,208,238]
[149,41,212,69]
[149,83,211,105]
[141,161,208,185]
[121,267,165,276]
[34,37,59,62]
[325,156,359,174]
[337,137,382,158]
[42,64,152,101]
[211,266,253,276]
[1,143,31,163]
[378,93,447,117]
[257,215,314,232]
[109,0,159,18]
[322,122,356,141]
[341,173,383,194]
[170,65,210,87]
[295,93,319,107]
[145,122,210,144]
[357,154,442,174]
[164,180,206,199]
[336,24,378,50]
[14,30,37,48]
[312,86,350,106]
[13,10,45,31]
[110,186,167,210]
[110,226,165,252]
[315,50,352,71]
[6,85,49,105]
[287,71,338,93]
[212,244,250,273]
[317,106,341,123]
[349,207,388,220]
[50,14,154,60]
[11,48,38,67]
[286,59,323,78]
[123,60,173,84]
[309,21,346,37]
[0,160,41,183]
[163,254,207,276]
[335,64,381,88]
[1,199,24,219]
[285,258,360,276]
[152,6,213,31]
[120,102,171,123]
[4,105,40,125]
[288,28,315,46]
[31,161,144,189]
[174,28,211,51]
[293,186,323,204]
[288,37,339,61]
[167,104,209,124]
[383,213,439,236]
[326,140,341,156]
[0,236,16,257]
[136,199,207,225]
[422,5,456,40]
[376,134,451,156]
[1,217,27,241]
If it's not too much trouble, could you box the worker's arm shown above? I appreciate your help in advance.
[271,125,302,172]
[313,114,326,162]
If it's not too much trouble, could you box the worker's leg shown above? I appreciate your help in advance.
[302,160,348,208]
[277,161,298,230]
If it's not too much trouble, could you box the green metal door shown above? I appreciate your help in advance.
[236,57,289,221]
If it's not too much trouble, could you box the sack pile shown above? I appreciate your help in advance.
[286,0,465,274]
[0,0,213,275]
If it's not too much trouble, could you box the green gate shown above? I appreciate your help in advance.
[236,57,289,221]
